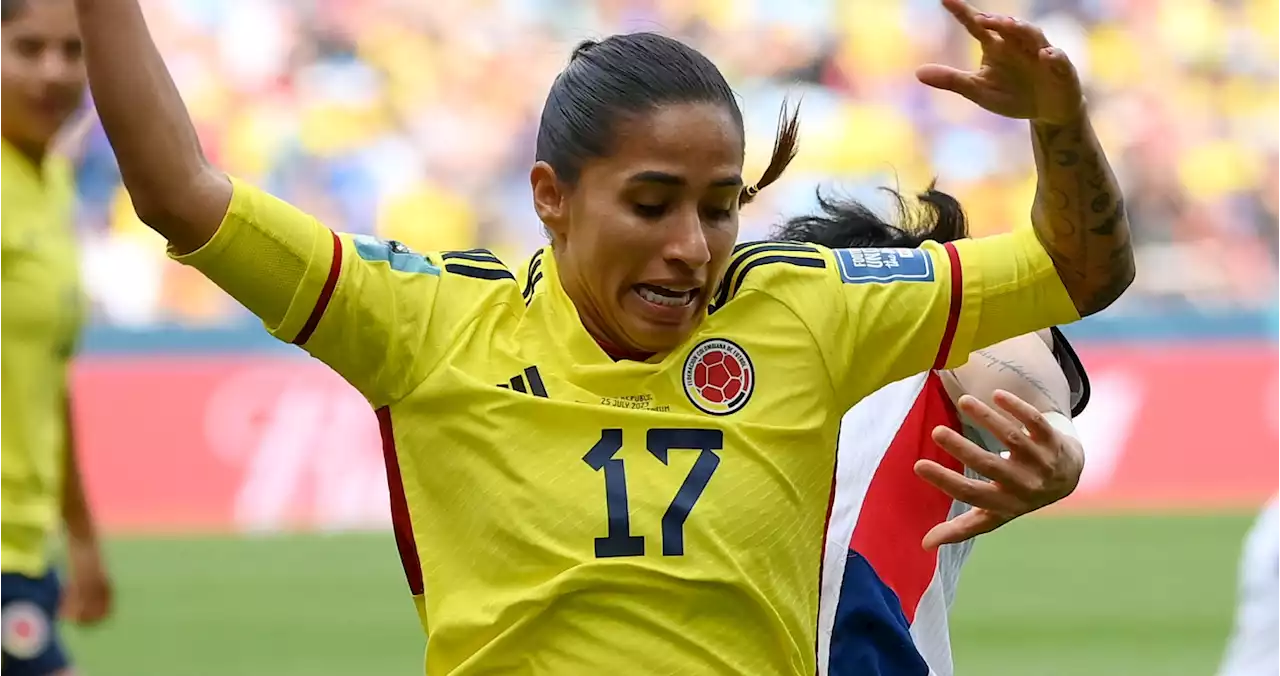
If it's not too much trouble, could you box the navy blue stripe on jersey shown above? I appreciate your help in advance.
[523,249,545,303]
[524,365,549,397]
[717,254,825,307]
[731,240,818,254]
[441,249,503,265]
[445,264,517,282]
[715,243,822,307]
[829,552,929,676]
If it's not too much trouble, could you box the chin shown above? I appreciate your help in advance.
[629,318,700,354]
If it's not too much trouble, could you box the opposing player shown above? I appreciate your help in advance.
[1216,496,1279,676]
[775,189,1089,675]
[77,0,1133,671]
[2,0,112,673]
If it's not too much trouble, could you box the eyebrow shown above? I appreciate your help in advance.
[627,171,744,188]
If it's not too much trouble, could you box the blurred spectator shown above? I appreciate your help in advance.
[68,0,1279,327]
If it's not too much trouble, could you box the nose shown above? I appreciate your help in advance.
[38,51,78,86]
[663,208,712,271]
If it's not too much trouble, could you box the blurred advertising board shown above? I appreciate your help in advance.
[74,345,1278,535]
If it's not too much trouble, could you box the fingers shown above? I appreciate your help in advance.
[914,455,1024,514]
[941,0,997,45]
[921,508,1011,550]
[974,12,1051,55]
[915,64,982,98]
[992,390,1056,443]
[954,394,1027,451]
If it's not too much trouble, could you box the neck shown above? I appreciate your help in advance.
[552,249,657,362]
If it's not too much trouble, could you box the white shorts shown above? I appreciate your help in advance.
[1218,497,1279,676]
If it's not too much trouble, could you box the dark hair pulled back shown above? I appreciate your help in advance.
[536,32,798,203]
[1,0,28,22]
[771,181,969,249]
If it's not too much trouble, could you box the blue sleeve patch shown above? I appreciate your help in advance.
[834,247,935,284]
[352,235,440,276]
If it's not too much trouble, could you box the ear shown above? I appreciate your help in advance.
[531,161,569,241]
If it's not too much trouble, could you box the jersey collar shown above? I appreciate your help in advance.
[529,247,685,370]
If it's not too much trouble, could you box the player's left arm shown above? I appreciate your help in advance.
[59,393,113,625]
[918,2,1135,316]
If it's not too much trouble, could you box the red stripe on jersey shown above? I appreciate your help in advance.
[931,242,964,371]
[294,230,343,346]
[848,373,964,624]
[377,406,425,596]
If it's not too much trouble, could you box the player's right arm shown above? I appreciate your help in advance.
[74,0,228,254]
[73,0,455,405]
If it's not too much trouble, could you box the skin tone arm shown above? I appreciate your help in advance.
[73,0,231,255]
[919,0,1135,316]
[60,396,112,625]
[917,332,1085,548]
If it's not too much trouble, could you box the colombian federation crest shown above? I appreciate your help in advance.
[683,339,755,416]
[1,601,50,660]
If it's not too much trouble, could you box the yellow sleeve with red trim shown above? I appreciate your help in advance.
[726,227,1079,410]
[171,178,477,407]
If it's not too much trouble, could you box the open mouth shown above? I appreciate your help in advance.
[634,283,698,308]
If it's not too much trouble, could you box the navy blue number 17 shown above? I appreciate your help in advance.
[583,428,723,558]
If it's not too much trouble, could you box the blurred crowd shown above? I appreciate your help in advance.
[69,0,1279,327]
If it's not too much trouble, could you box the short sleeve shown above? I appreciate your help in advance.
[173,178,467,406]
[727,228,1080,410]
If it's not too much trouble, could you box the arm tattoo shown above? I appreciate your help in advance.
[1029,114,1136,316]
[971,349,1068,416]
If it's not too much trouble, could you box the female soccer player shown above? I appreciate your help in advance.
[75,0,1133,672]
[2,0,112,673]
[774,189,1089,675]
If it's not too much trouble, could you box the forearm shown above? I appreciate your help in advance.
[61,397,97,545]
[75,0,230,253]
[1029,109,1135,316]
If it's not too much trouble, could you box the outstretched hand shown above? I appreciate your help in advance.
[914,390,1084,550]
[917,0,1085,125]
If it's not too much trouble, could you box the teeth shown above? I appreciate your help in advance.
[638,286,693,307]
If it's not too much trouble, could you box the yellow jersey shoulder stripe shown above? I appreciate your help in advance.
[713,241,826,308]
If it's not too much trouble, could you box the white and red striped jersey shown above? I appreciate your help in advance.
[818,369,978,676]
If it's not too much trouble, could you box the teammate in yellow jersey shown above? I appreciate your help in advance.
[75,0,1134,672]
[1,1,111,674]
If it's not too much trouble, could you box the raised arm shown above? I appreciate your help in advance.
[73,0,476,407]
[918,0,1134,316]
[74,0,230,254]
[1026,82,1132,315]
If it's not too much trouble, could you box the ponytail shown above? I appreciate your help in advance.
[740,100,800,206]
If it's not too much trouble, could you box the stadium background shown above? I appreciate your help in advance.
[49,0,1276,673]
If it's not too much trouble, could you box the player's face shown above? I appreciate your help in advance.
[534,102,743,355]
[1,0,85,154]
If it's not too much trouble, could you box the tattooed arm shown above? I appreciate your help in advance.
[1030,112,1135,316]
[942,332,1072,418]
[918,1,1135,317]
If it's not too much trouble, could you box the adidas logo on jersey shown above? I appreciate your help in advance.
[497,366,549,398]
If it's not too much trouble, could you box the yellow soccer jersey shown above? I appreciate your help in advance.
[178,178,1079,675]
[1,140,82,577]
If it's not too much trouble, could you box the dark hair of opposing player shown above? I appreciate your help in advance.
[770,181,969,249]
[1,0,27,22]
[535,32,799,203]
